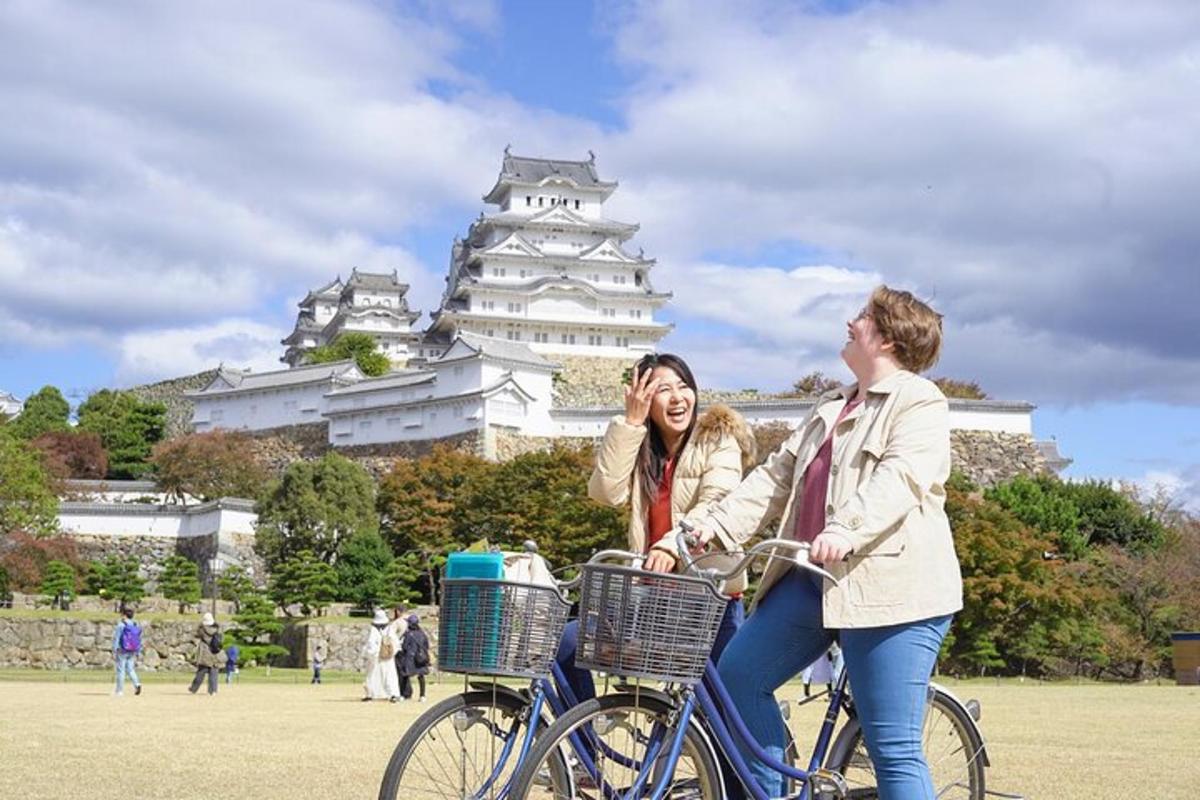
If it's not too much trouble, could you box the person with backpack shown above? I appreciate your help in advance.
[111,606,143,697]
[188,612,225,696]
[223,642,239,684]
[361,609,400,702]
[397,613,430,702]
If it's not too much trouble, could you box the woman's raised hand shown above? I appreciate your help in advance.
[624,365,660,426]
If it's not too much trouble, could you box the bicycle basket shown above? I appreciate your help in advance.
[574,564,726,684]
[438,579,571,678]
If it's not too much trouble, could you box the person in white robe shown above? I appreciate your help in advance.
[362,609,401,702]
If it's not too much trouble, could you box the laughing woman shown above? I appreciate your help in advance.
[553,352,756,703]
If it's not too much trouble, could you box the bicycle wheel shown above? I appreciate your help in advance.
[509,692,721,800]
[831,688,985,800]
[378,689,567,800]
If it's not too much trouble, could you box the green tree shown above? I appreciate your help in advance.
[40,560,77,610]
[217,564,257,613]
[306,332,390,376]
[0,563,10,603]
[159,555,202,613]
[9,386,70,440]
[269,550,339,616]
[377,446,494,600]
[467,446,627,570]
[230,591,289,667]
[1064,480,1166,553]
[255,453,378,570]
[150,430,268,503]
[336,530,398,610]
[986,474,1086,559]
[787,371,842,397]
[87,556,145,607]
[76,389,167,479]
[931,377,988,399]
[0,431,59,536]
[946,483,1086,677]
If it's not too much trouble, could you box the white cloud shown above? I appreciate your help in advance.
[115,319,285,385]
[598,0,1200,405]
[0,0,598,354]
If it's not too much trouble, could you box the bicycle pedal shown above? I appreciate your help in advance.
[807,768,849,799]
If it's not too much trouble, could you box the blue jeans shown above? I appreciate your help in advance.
[114,652,140,694]
[555,597,745,703]
[717,569,952,800]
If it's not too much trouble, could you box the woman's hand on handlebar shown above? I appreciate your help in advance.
[810,532,853,564]
[644,549,678,573]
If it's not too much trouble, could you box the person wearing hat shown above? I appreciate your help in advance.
[361,608,401,702]
[397,613,431,703]
[188,612,226,696]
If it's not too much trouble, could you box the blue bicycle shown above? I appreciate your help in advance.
[507,537,989,800]
[378,545,717,800]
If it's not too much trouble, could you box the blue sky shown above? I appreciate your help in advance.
[1,0,1197,509]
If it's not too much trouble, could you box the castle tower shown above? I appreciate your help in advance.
[423,150,672,360]
[282,269,422,368]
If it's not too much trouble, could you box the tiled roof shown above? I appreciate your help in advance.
[189,360,359,395]
[325,370,436,396]
[344,268,408,293]
[441,332,558,370]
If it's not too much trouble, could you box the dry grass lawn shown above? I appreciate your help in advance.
[0,674,1196,799]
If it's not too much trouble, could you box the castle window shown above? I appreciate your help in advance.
[538,197,544,207]
[574,199,580,210]
[486,329,495,337]
[588,335,601,346]
[526,195,531,206]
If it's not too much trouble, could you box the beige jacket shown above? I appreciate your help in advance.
[690,371,963,627]
[588,404,756,594]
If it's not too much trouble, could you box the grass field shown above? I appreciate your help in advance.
[0,671,1195,799]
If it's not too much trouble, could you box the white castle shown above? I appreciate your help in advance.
[187,151,1043,459]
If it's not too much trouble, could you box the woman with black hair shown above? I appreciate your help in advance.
[554,352,756,703]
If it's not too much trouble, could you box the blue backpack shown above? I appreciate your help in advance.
[119,622,142,653]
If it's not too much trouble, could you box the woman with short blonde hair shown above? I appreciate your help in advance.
[686,285,962,800]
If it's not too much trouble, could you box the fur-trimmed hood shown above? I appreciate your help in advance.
[694,404,756,472]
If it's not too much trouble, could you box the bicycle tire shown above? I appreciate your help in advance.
[508,692,722,800]
[829,687,986,800]
[378,689,567,800]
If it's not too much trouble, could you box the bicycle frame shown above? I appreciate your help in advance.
[622,657,854,800]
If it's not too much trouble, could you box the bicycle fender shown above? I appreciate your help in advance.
[825,684,990,770]
[928,681,990,767]
[467,681,530,705]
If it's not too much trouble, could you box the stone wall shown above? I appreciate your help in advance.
[129,369,220,440]
[551,356,765,408]
[0,617,216,671]
[69,534,181,588]
[491,426,1048,489]
[0,607,440,672]
[243,425,483,479]
[287,607,440,672]
[951,430,1047,487]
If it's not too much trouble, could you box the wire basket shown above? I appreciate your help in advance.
[438,579,571,678]
[575,564,727,684]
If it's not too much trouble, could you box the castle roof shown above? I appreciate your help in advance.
[299,277,343,307]
[484,152,616,204]
[188,360,361,396]
[438,332,559,371]
[325,369,436,397]
[344,268,408,293]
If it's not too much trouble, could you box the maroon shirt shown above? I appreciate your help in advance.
[793,397,863,543]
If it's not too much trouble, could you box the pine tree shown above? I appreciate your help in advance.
[159,555,202,613]
[89,556,145,608]
[217,565,257,613]
[40,560,76,610]
[269,550,338,617]
[230,591,289,668]
[335,531,396,610]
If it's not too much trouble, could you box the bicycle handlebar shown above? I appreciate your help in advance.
[673,522,839,587]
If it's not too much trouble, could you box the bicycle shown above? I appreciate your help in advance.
[507,535,990,800]
[378,543,718,800]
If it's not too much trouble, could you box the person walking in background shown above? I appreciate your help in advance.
[111,606,143,697]
[387,606,409,688]
[223,642,239,684]
[311,639,328,685]
[188,612,224,696]
[398,613,430,702]
[362,609,400,702]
